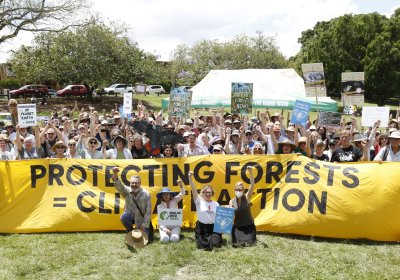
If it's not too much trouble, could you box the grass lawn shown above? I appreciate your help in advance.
[1,231,399,280]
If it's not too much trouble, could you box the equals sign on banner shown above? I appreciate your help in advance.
[53,197,67,208]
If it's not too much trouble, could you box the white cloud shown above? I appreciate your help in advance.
[1,0,398,63]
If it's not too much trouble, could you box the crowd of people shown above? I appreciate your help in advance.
[1,99,400,163]
[2,98,400,249]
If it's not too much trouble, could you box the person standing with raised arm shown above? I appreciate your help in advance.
[188,171,222,251]
[111,167,152,242]
[229,166,257,247]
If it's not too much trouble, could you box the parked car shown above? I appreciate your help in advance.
[103,84,133,95]
[146,85,165,95]
[10,85,49,98]
[56,85,87,97]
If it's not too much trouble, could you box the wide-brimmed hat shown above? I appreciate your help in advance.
[233,119,241,124]
[231,130,240,136]
[51,140,67,152]
[211,136,225,145]
[224,119,232,124]
[389,119,398,125]
[389,128,398,134]
[285,126,295,132]
[351,133,366,142]
[81,112,90,121]
[298,136,307,143]
[4,121,13,128]
[281,139,297,148]
[185,119,193,124]
[0,134,10,142]
[156,187,179,199]
[125,229,148,248]
[389,130,400,139]
[112,135,127,148]
[85,137,101,149]
[309,125,316,131]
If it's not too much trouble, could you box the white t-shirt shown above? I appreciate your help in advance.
[195,197,219,224]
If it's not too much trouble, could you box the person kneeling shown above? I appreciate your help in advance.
[189,171,223,251]
[157,182,185,243]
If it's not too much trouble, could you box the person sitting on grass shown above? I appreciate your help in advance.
[229,166,257,247]
[188,170,223,251]
[157,181,185,243]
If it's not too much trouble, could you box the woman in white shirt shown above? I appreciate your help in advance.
[157,182,185,243]
[188,171,222,251]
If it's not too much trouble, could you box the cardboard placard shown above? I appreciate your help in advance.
[231,82,253,114]
[17,104,37,127]
[302,63,327,97]
[213,206,234,234]
[157,208,183,227]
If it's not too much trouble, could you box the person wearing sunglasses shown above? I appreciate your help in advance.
[65,140,82,159]
[51,141,67,159]
[82,136,103,159]
[188,171,222,251]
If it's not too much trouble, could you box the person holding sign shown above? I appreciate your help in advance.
[229,166,257,247]
[189,171,222,251]
[14,125,42,159]
[157,181,185,243]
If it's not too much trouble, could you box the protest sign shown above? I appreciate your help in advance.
[123,92,132,114]
[157,208,183,227]
[231,83,253,114]
[318,111,342,127]
[342,94,364,107]
[301,63,327,97]
[168,88,192,118]
[342,72,365,95]
[17,104,37,127]
[361,107,390,127]
[290,100,311,126]
[213,206,235,234]
[135,84,146,94]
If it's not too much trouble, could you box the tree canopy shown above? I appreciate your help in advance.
[170,33,288,86]
[9,21,167,87]
[0,0,91,45]
[293,10,400,105]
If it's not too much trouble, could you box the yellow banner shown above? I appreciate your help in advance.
[1,155,400,241]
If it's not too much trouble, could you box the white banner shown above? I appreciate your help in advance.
[17,104,37,127]
[123,92,132,114]
[157,208,183,226]
[361,107,390,127]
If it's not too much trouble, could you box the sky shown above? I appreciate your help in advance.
[0,0,399,63]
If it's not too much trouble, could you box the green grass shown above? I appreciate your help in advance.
[1,231,399,280]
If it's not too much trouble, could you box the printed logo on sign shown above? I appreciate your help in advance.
[160,211,179,221]
[160,211,169,220]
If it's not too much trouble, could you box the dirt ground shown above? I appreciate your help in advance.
[0,95,155,114]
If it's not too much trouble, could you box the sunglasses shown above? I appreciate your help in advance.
[68,143,76,147]
[89,141,97,144]
[213,149,221,152]
[56,146,65,149]
[254,148,262,150]
[47,133,54,136]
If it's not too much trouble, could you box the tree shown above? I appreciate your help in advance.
[294,13,388,97]
[0,0,91,45]
[170,33,288,86]
[363,9,400,106]
[9,21,149,86]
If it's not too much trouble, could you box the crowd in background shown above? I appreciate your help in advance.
[1,98,400,162]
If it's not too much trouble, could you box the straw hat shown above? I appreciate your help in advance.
[125,229,148,248]
[51,140,67,152]
[351,133,366,143]
[0,134,10,142]
[85,137,101,149]
[281,139,297,148]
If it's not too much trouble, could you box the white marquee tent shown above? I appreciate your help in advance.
[188,69,337,111]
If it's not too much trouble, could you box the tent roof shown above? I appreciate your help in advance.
[189,69,337,111]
